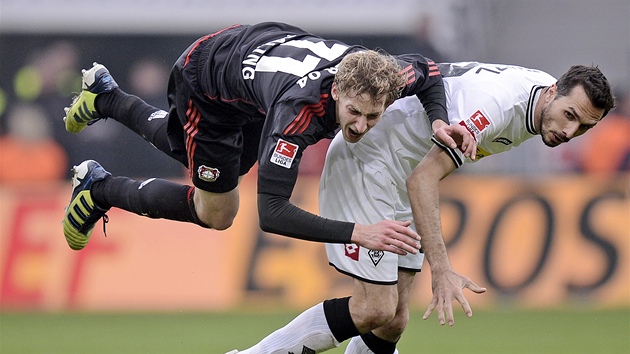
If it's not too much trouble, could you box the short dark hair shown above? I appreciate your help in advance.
[556,65,616,118]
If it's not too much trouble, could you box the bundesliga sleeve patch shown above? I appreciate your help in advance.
[459,109,491,138]
[271,139,299,168]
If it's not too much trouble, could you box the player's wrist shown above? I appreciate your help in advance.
[349,223,362,244]
[431,119,449,134]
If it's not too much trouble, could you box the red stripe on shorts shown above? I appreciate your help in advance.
[184,100,202,177]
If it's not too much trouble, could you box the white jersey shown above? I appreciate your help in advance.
[320,62,556,283]
[346,62,556,188]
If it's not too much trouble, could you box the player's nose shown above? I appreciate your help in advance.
[354,117,369,134]
[563,121,580,140]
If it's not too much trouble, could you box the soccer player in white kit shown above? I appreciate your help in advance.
[228,63,614,354]
[323,62,559,285]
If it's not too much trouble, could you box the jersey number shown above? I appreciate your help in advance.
[244,39,349,79]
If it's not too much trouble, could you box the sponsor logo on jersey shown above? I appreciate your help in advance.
[492,137,513,145]
[344,244,360,261]
[368,250,384,266]
[271,139,299,168]
[198,165,220,182]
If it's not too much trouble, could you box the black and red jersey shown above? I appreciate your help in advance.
[187,22,444,196]
[178,22,446,243]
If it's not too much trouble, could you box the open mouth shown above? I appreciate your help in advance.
[346,128,363,142]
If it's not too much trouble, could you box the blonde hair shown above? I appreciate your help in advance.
[334,50,405,105]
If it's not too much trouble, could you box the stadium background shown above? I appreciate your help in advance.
[1,0,629,353]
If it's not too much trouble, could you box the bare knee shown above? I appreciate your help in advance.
[193,188,239,230]
[373,271,415,341]
[199,213,235,230]
[361,303,397,330]
[383,309,410,337]
[350,289,398,332]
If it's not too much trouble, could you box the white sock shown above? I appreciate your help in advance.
[238,302,339,354]
[344,336,399,354]
[345,336,371,354]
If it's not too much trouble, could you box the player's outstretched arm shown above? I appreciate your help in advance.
[351,220,422,255]
[258,193,419,253]
[407,145,486,325]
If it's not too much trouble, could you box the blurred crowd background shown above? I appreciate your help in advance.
[1,0,629,183]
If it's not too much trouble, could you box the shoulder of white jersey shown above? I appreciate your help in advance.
[386,95,424,115]
[439,62,555,89]
[435,62,556,168]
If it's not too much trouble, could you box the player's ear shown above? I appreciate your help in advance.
[331,82,339,101]
[545,83,558,101]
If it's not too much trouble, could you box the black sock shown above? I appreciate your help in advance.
[361,331,397,354]
[91,176,206,227]
[95,89,182,163]
[322,297,361,343]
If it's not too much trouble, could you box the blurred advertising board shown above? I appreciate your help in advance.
[1,174,628,311]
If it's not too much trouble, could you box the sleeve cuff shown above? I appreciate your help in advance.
[431,136,464,168]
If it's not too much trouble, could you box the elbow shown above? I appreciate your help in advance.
[258,217,273,233]
[257,201,278,234]
[257,206,272,232]
[406,169,424,195]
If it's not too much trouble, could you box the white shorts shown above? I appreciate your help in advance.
[319,135,425,285]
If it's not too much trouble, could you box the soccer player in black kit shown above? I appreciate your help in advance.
[62,20,476,353]
[62,22,474,264]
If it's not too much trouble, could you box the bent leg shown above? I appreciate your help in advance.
[345,271,415,354]
[349,279,398,333]
[193,184,240,230]
[96,89,183,163]
[91,175,241,230]
[372,270,415,342]
[235,300,357,354]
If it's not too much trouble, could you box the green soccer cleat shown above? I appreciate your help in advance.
[64,62,118,133]
[62,160,111,250]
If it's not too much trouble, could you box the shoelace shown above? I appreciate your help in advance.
[101,214,109,237]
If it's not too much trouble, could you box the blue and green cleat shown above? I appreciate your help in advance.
[64,62,118,133]
[62,160,111,250]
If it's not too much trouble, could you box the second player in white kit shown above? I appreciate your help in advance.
[229,62,613,354]
[322,62,556,283]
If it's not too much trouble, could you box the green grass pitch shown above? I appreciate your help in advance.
[1,308,628,353]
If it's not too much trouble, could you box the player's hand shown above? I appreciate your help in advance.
[351,220,421,255]
[433,123,478,160]
[423,268,486,326]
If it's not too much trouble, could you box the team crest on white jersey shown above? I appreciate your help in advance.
[368,250,384,266]
[271,139,299,168]
[198,165,220,182]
